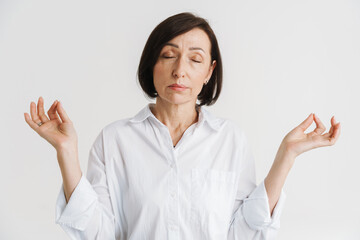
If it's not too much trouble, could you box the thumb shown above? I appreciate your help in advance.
[297,113,314,132]
[56,101,71,123]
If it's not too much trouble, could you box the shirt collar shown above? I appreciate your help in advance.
[129,103,221,132]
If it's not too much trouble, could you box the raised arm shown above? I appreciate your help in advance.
[264,113,341,215]
[24,96,82,202]
[24,96,119,239]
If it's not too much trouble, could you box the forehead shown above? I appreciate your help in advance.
[163,28,211,52]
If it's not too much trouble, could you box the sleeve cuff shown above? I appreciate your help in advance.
[55,173,99,231]
[241,180,286,231]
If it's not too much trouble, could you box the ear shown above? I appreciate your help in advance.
[204,60,217,83]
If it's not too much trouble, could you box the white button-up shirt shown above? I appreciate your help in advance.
[55,103,286,240]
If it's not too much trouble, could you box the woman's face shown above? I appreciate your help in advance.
[153,27,216,106]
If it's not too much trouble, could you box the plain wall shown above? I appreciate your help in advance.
[1,0,359,239]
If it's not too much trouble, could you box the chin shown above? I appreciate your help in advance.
[160,94,192,105]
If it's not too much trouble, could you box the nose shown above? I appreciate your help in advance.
[172,57,186,79]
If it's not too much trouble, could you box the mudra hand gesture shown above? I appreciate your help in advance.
[24,96,77,150]
[280,113,341,159]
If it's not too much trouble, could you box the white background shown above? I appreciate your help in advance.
[1,0,359,239]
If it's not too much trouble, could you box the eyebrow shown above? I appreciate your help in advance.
[164,43,205,54]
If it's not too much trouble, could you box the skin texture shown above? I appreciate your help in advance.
[24,28,341,215]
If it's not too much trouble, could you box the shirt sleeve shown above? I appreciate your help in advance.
[227,131,286,240]
[55,129,118,240]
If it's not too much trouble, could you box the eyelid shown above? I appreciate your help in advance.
[161,53,202,62]
[162,56,201,62]
[192,55,203,63]
[162,55,174,58]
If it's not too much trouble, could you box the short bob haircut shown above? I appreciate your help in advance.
[137,12,223,107]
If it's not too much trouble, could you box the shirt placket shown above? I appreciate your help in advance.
[165,124,196,240]
[167,153,179,240]
[165,129,179,240]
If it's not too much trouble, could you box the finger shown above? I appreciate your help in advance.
[30,101,41,125]
[313,114,326,135]
[329,122,341,145]
[37,96,50,123]
[24,112,39,131]
[328,125,334,136]
[298,113,314,132]
[56,101,71,123]
[47,100,60,121]
[330,123,341,143]
[328,116,336,135]
[321,121,340,145]
[314,122,340,147]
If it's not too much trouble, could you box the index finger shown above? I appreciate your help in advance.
[47,100,60,121]
[56,101,71,123]
[313,114,326,135]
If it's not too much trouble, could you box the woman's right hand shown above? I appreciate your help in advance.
[24,96,78,151]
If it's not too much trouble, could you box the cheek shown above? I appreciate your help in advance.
[153,63,168,90]
[154,62,171,80]
[191,69,208,84]
[153,63,161,77]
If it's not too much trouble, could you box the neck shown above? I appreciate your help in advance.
[150,98,199,133]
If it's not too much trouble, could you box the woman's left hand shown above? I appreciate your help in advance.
[280,113,341,158]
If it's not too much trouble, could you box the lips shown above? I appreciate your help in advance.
[169,84,187,88]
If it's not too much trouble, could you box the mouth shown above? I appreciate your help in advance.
[169,84,187,88]
[168,84,188,91]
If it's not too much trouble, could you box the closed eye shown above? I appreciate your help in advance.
[162,56,201,63]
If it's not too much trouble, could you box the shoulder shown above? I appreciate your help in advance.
[90,117,132,142]
[89,118,134,151]
[203,107,248,139]
[216,118,249,149]
[104,118,130,130]
[103,117,133,134]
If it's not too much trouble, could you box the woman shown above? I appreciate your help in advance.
[24,12,341,240]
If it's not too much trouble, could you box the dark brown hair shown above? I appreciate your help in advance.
[137,12,223,106]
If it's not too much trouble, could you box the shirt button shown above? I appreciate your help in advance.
[171,193,176,198]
